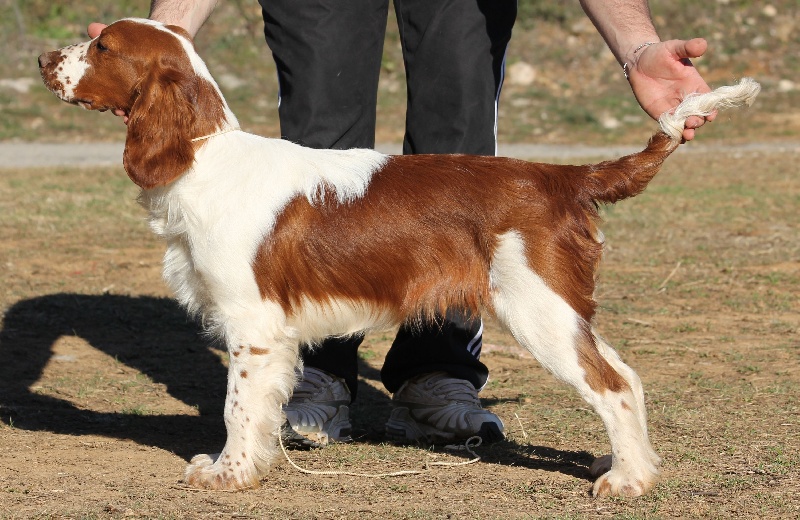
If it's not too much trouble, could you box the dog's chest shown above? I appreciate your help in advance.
[138,178,279,315]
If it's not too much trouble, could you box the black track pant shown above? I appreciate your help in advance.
[258,0,517,398]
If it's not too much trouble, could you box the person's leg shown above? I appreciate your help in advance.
[382,0,517,387]
[259,0,389,445]
[382,310,487,393]
[395,0,517,156]
[260,0,390,150]
[382,0,516,443]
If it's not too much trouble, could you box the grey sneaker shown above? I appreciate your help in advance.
[281,367,353,449]
[385,371,505,444]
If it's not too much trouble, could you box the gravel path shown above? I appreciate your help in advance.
[1,140,797,168]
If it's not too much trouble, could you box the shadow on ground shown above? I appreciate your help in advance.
[0,293,593,480]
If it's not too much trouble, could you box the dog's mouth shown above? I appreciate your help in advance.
[70,98,110,112]
[73,98,93,110]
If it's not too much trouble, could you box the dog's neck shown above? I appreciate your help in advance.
[191,125,242,142]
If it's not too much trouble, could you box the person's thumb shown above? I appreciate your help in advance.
[670,38,708,60]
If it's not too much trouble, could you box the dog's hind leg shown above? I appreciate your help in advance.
[575,330,662,496]
[183,306,301,490]
[490,232,658,497]
[587,330,661,478]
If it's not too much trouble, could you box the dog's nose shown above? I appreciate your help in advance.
[38,51,61,69]
[38,52,51,69]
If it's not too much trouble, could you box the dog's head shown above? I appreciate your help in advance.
[38,18,235,189]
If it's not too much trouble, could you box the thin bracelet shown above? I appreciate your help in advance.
[622,41,659,79]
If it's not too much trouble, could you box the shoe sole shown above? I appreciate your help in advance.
[280,404,353,449]
[385,407,505,445]
[280,421,353,449]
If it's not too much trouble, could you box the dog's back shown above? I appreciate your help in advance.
[254,129,678,328]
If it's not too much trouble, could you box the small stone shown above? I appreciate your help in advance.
[600,116,621,130]
[777,79,795,93]
[505,62,536,87]
[217,73,245,91]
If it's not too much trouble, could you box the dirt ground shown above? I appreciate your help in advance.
[1,145,798,518]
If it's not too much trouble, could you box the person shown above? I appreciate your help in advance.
[89,0,713,448]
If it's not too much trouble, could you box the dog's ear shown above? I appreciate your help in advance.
[123,61,197,189]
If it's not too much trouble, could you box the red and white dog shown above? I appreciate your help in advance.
[38,19,759,495]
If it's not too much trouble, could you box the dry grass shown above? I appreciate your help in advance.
[0,146,798,518]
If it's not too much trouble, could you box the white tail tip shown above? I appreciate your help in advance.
[658,77,761,141]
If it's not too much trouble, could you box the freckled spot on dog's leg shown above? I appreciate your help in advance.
[240,370,248,378]
[249,346,270,355]
[621,400,631,411]
[594,478,612,496]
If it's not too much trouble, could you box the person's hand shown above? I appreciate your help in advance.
[87,22,130,123]
[627,38,713,141]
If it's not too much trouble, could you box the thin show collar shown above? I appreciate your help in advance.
[191,126,241,142]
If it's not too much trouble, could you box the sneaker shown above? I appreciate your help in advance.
[385,371,505,444]
[281,367,353,449]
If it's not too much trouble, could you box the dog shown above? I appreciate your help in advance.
[38,18,759,495]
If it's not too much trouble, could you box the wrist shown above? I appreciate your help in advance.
[622,41,660,79]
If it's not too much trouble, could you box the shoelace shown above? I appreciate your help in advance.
[278,432,483,477]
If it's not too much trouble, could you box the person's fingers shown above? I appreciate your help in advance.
[684,115,706,129]
[87,22,107,39]
[112,108,130,125]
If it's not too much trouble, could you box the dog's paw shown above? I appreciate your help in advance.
[184,453,259,490]
[591,466,658,497]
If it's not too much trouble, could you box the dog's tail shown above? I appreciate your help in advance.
[583,78,761,204]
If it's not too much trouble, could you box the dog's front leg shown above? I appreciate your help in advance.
[184,334,300,490]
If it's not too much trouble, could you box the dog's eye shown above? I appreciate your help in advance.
[96,41,108,52]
